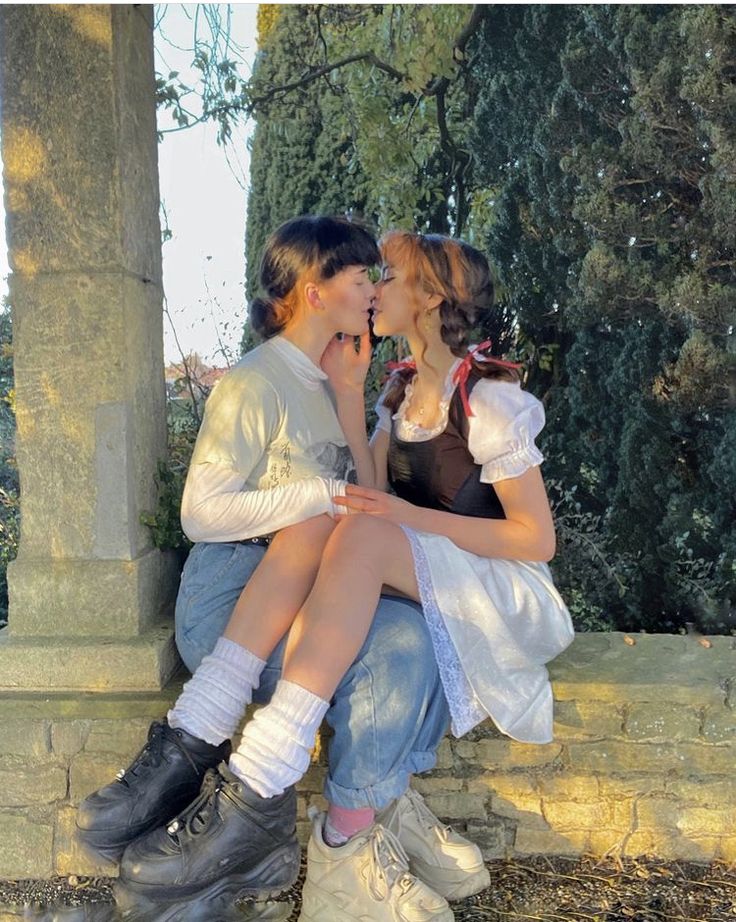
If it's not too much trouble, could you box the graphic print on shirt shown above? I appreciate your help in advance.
[268,441,293,487]
[306,441,357,483]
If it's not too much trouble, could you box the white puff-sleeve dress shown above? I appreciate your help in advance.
[376,366,575,742]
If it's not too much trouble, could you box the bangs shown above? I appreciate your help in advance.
[318,218,380,279]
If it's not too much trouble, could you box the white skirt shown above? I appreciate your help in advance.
[402,527,575,742]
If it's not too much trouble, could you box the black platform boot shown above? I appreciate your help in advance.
[117,764,300,907]
[76,719,231,862]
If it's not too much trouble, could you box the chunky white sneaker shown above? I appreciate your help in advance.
[298,810,454,922]
[377,788,490,901]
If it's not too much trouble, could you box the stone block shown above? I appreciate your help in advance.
[596,774,666,800]
[0,7,161,281]
[0,624,180,692]
[69,752,125,805]
[463,739,562,771]
[467,771,539,800]
[51,721,91,758]
[434,738,454,771]
[0,718,51,757]
[634,795,681,830]
[491,796,547,828]
[624,703,701,741]
[702,710,736,743]
[623,830,719,862]
[423,793,488,823]
[53,805,118,878]
[537,774,600,801]
[551,633,733,708]
[466,820,507,859]
[0,757,68,807]
[587,827,635,857]
[553,699,624,740]
[664,777,736,807]
[411,776,463,796]
[514,825,585,856]
[718,837,736,862]
[9,550,179,639]
[567,740,733,775]
[0,811,54,878]
[676,806,736,837]
[542,799,612,830]
[84,717,152,755]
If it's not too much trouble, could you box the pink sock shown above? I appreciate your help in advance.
[324,804,375,846]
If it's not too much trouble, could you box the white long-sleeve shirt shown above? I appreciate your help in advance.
[180,337,354,543]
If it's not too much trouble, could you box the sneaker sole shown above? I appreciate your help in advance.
[298,879,455,922]
[117,840,301,904]
[424,864,491,901]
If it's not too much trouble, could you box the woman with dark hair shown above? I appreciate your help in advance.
[77,216,458,921]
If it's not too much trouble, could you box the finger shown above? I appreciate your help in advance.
[344,483,376,498]
[359,332,372,360]
[334,496,366,511]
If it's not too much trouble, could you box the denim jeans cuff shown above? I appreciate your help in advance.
[322,748,439,810]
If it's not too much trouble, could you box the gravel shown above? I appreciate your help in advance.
[1,855,734,921]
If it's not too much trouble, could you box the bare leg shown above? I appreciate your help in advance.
[223,514,336,659]
[282,515,418,699]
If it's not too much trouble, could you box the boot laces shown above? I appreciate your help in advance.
[116,721,168,784]
[166,768,222,840]
[403,788,451,841]
[116,722,202,785]
[368,826,416,901]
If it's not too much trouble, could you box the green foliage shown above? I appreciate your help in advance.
[140,397,200,553]
[243,3,483,349]
[470,6,735,633]
[0,303,19,627]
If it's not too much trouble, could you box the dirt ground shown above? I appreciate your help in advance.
[1,855,734,922]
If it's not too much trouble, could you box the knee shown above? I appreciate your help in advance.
[324,515,398,562]
[268,514,335,556]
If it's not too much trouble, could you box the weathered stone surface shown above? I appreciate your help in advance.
[423,793,488,823]
[551,633,734,707]
[514,826,586,856]
[457,739,562,770]
[9,550,179,638]
[0,6,161,280]
[68,753,126,805]
[0,757,67,807]
[0,4,173,698]
[0,625,180,691]
[567,740,734,775]
[83,717,156,755]
[0,812,54,878]
[54,805,119,878]
[0,718,51,757]
[554,699,624,740]
[51,721,91,758]
[542,799,612,830]
[624,703,701,741]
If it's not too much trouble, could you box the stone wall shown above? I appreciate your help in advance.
[0,632,733,879]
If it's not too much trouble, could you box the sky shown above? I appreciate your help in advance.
[0,3,259,369]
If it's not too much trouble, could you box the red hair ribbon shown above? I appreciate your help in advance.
[383,357,417,383]
[452,340,523,418]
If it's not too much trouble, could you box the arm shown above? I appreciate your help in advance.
[335,466,556,562]
[181,462,346,543]
[369,427,390,493]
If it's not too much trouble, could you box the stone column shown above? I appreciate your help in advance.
[0,5,179,690]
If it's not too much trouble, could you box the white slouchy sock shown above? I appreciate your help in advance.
[168,636,266,745]
[229,679,329,798]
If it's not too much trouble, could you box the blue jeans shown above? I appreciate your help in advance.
[175,541,450,809]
